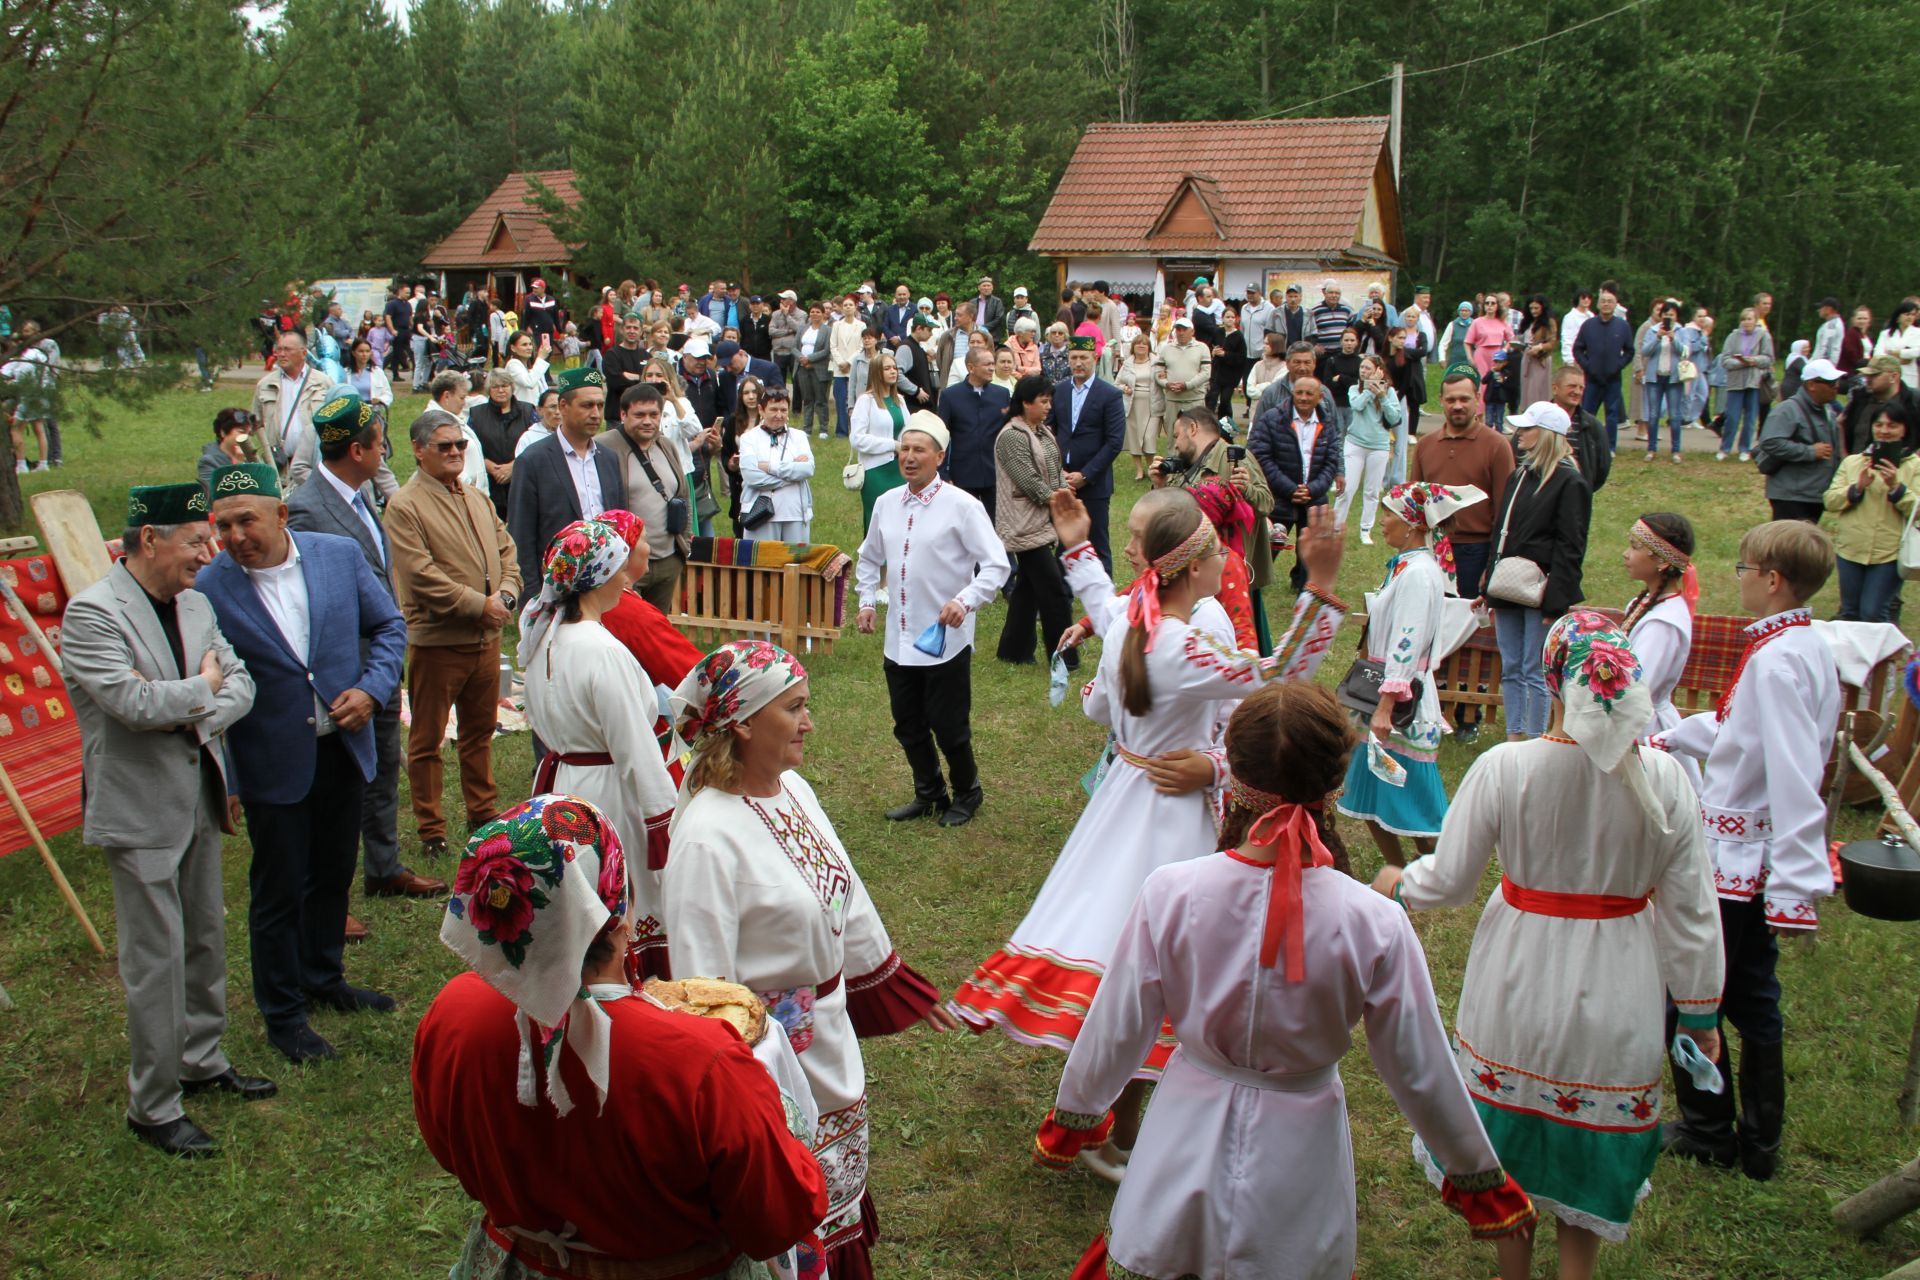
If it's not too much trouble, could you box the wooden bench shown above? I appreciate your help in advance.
[672,555,847,655]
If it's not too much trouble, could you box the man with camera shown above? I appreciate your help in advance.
[1151,406,1276,601]
[606,382,696,612]
[384,410,522,858]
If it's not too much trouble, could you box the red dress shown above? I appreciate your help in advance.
[413,973,827,1279]
[1217,549,1258,651]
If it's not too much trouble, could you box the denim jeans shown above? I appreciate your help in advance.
[833,375,851,437]
[1581,376,1626,449]
[1452,540,1492,600]
[1494,605,1549,736]
[410,336,431,390]
[1721,387,1759,454]
[1837,557,1902,622]
[1645,379,1685,453]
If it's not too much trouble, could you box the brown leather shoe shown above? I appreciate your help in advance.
[365,870,449,899]
[343,913,370,945]
[418,837,449,858]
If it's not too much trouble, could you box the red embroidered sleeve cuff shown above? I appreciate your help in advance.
[643,810,672,872]
[1763,892,1818,932]
[1440,1168,1537,1240]
[1033,1107,1115,1170]
[845,951,939,1037]
[1061,542,1100,567]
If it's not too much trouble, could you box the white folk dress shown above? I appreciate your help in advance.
[1627,593,1701,793]
[663,772,933,1265]
[522,620,679,973]
[1056,855,1515,1279]
[1396,739,1724,1240]
[1337,547,1452,836]
[950,541,1345,1075]
[1652,608,1841,929]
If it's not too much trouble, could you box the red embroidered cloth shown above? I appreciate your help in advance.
[0,554,81,855]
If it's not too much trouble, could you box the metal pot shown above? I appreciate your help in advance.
[1839,834,1920,922]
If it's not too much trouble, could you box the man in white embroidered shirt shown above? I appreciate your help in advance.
[855,412,1009,827]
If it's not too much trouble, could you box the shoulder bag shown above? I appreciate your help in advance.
[1485,470,1548,608]
[1335,656,1417,730]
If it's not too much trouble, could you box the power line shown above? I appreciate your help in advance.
[1252,0,1661,121]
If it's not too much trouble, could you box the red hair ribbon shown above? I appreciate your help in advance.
[1244,800,1334,981]
[1125,567,1164,651]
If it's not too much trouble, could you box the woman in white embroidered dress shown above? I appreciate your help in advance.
[519,514,680,977]
[662,640,951,1280]
[950,489,1349,1166]
[1621,511,1701,793]
[1375,611,1724,1280]
[1337,481,1486,866]
[1038,682,1537,1280]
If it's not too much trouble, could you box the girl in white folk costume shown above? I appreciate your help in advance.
[662,640,952,1280]
[949,491,1349,1168]
[1620,511,1702,793]
[1337,480,1486,866]
[1376,611,1724,1279]
[1038,683,1537,1280]
[519,514,680,978]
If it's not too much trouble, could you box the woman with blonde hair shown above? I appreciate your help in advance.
[1040,320,1073,384]
[1152,301,1176,349]
[1117,331,1164,479]
[952,490,1351,1167]
[663,640,951,1280]
[848,351,909,529]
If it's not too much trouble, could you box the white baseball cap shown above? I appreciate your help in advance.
[1507,402,1571,436]
[1801,357,1845,383]
[858,284,874,295]
[777,289,798,301]
[1013,286,1028,297]
[681,337,712,359]
[1172,315,1194,329]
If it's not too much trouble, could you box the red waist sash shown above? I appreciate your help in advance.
[532,750,616,795]
[1500,877,1649,919]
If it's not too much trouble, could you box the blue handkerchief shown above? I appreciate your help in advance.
[913,621,947,658]
[1670,1033,1725,1094]
[1049,653,1070,707]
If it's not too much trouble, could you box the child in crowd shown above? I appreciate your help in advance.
[555,322,585,371]
[1652,519,1841,1181]
[1484,348,1512,430]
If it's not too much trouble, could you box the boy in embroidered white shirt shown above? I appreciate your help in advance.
[1651,520,1839,1181]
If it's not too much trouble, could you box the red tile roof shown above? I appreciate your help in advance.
[422,170,582,269]
[1029,119,1400,259]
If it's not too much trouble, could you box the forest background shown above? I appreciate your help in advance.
[7,0,1915,377]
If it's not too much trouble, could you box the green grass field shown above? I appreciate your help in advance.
[2,380,1917,1279]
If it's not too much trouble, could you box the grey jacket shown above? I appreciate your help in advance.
[63,561,255,848]
[1758,389,1842,502]
[1720,327,1775,393]
[769,306,808,358]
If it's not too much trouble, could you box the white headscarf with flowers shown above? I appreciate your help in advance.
[667,640,808,820]
[516,517,632,668]
[440,794,630,1115]
[1542,610,1669,831]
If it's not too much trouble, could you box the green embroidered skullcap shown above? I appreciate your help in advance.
[206,462,282,501]
[555,367,606,397]
[1068,334,1097,352]
[313,389,377,444]
[127,483,208,527]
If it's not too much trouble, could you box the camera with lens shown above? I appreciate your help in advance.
[1225,444,1247,463]
[1153,457,1180,477]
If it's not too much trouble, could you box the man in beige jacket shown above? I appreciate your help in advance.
[383,408,522,853]
[1152,316,1211,440]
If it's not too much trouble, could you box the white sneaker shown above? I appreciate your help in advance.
[1671,453,1682,464]
[1739,452,1753,463]
[31,461,47,472]
[1078,1141,1128,1185]
[1715,451,1728,461]
[1359,530,1373,546]
[816,431,827,439]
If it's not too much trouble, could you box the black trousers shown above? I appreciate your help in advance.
[961,484,997,525]
[1769,498,1824,525]
[998,544,1074,664]
[1716,895,1785,1044]
[1083,491,1113,570]
[243,734,366,1033]
[884,648,978,800]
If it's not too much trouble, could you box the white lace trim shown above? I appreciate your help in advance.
[1411,1135,1647,1245]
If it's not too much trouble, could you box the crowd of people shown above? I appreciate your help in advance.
[35,262,1914,1280]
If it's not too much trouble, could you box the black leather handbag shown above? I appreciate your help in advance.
[1335,658,1417,730]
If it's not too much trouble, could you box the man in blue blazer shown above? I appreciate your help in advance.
[1044,335,1127,568]
[936,344,1013,521]
[714,338,785,416]
[199,461,407,1065]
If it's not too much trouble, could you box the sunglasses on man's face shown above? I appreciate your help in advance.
[432,439,468,453]
[230,411,254,425]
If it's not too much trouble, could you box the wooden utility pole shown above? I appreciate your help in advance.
[1389,61,1405,185]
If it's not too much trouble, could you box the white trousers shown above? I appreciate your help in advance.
[1335,442,1391,533]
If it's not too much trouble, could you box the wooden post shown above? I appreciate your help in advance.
[0,756,103,954]
[1837,1152,1920,1237]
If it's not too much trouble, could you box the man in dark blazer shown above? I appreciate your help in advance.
[714,338,785,416]
[199,462,407,1065]
[1044,335,1127,569]
[973,277,1007,343]
[286,393,444,916]
[936,344,1011,521]
[507,367,626,593]
[1250,377,1342,589]
[880,284,916,348]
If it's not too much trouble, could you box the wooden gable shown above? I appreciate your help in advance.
[485,216,521,257]
[1149,175,1227,242]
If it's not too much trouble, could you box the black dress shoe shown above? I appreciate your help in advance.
[128,1115,216,1158]
[182,1068,278,1102]
[308,983,397,1014]
[938,788,983,827]
[884,796,949,821]
[268,1025,339,1065]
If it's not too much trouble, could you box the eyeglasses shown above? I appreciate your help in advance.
[432,439,469,453]
[1733,563,1757,577]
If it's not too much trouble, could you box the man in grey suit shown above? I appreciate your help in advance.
[507,366,626,593]
[286,392,445,903]
[63,482,270,1158]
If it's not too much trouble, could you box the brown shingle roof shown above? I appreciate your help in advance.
[1029,119,1400,259]
[422,170,582,269]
